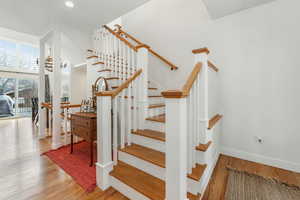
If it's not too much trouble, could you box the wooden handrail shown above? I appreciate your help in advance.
[148,49,178,70]
[208,60,219,72]
[208,114,223,130]
[96,69,143,98]
[161,62,202,98]
[116,26,178,70]
[42,102,81,109]
[42,102,52,109]
[103,25,137,52]
[61,104,81,109]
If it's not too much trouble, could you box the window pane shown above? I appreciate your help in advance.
[4,40,17,67]
[0,39,39,71]
[19,44,39,71]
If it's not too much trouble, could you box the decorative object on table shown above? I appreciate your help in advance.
[92,76,108,110]
[80,98,95,113]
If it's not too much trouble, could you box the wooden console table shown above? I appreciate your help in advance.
[70,112,97,166]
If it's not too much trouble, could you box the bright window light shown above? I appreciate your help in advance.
[65,1,74,8]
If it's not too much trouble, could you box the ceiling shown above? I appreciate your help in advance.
[0,0,149,36]
[202,0,276,19]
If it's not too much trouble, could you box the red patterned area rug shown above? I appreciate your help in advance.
[43,141,97,192]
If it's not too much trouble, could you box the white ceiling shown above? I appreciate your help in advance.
[0,0,149,36]
[202,0,276,19]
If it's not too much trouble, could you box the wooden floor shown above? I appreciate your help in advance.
[202,154,300,200]
[0,118,128,200]
[1,118,299,200]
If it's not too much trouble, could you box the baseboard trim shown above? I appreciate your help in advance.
[200,149,220,200]
[221,146,300,173]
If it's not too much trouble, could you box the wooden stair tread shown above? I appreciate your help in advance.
[110,161,165,200]
[196,141,212,152]
[110,161,200,200]
[120,144,165,168]
[131,129,165,142]
[86,55,98,59]
[120,144,206,181]
[148,95,163,98]
[188,164,207,181]
[98,69,112,72]
[188,193,201,200]
[148,104,165,109]
[146,114,165,123]
[112,86,129,89]
[106,77,119,80]
[92,61,104,65]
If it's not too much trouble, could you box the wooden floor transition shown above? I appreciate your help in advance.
[1,118,299,200]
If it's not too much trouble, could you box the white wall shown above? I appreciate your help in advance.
[122,0,300,172]
[70,66,87,104]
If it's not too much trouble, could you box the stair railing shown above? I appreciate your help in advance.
[114,24,178,70]
[93,25,149,190]
[161,48,211,200]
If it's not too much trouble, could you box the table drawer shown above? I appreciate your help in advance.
[72,116,96,129]
[71,126,90,140]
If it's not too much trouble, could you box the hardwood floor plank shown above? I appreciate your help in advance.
[1,118,300,200]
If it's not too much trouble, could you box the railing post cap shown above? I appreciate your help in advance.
[161,90,186,98]
[192,47,210,55]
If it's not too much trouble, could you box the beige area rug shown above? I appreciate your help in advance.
[225,168,300,200]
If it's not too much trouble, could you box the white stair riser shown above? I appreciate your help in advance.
[97,71,111,78]
[118,151,165,180]
[148,97,164,105]
[144,120,165,132]
[131,134,165,153]
[148,107,165,117]
[148,90,161,96]
[106,79,120,86]
[196,145,213,165]
[111,176,150,200]
[119,150,206,195]
[131,132,209,163]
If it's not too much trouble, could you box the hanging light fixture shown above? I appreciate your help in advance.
[65,1,74,8]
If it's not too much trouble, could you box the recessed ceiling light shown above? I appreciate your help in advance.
[65,1,74,8]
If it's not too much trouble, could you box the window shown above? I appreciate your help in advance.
[0,77,38,117]
[0,38,39,72]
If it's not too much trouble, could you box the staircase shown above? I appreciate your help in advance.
[87,25,222,200]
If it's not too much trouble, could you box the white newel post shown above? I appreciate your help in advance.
[96,95,113,190]
[165,97,188,200]
[136,46,149,128]
[52,30,62,149]
[38,41,46,138]
[195,52,209,144]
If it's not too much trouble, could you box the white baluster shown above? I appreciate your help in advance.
[196,75,200,145]
[64,107,68,145]
[113,97,118,165]
[120,43,125,148]
[187,95,192,174]
[127,46,132,145]
[132,49,138,131]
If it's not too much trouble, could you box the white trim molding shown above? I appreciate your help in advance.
[221,146,300,173]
